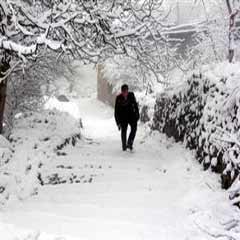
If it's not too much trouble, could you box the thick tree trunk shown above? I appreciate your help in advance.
[0,61,10,134]
[0,81,7,133]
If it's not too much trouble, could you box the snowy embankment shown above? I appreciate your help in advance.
[153,62,240,206]
[0,98,82,205]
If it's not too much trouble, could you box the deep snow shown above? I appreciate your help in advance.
[0,65,240,240]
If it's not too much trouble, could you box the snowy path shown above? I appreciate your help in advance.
[0,96,239,240]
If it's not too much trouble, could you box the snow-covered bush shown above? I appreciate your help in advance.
[0,109,82,205]
[136,91,162,124]
[3,53,74,135]
[153,62,240,205]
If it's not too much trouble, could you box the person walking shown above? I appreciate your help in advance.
[114,84,140,151]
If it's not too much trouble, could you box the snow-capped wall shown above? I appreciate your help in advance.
[153,62,240,205]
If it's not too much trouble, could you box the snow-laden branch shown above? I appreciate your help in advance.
[0,37,37,56]
[0,0,185,81]
[0,35,64,57]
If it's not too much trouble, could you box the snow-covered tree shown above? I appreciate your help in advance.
[0,0,177,133]
[188,0,240,66]
[0,0,179,71]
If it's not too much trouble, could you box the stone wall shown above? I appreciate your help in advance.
[152,71,240,206]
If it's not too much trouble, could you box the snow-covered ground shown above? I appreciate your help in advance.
[0,66,240,240]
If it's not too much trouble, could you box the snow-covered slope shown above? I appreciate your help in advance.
[0,109,82,205]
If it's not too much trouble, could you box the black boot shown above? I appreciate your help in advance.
[127,144,133,151]
[122,146,127,151]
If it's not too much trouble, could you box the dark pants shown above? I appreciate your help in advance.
[120,121,137,150]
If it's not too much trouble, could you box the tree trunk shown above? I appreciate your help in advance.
[0,61,10,134]
[226,0,239,63]
[228,13,237,63]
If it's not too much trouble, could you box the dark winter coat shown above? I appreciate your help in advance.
[114,92,140,126]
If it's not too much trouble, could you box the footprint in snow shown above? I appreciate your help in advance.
[156,168,167,174]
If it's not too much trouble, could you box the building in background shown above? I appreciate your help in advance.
[167,0,206,25]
